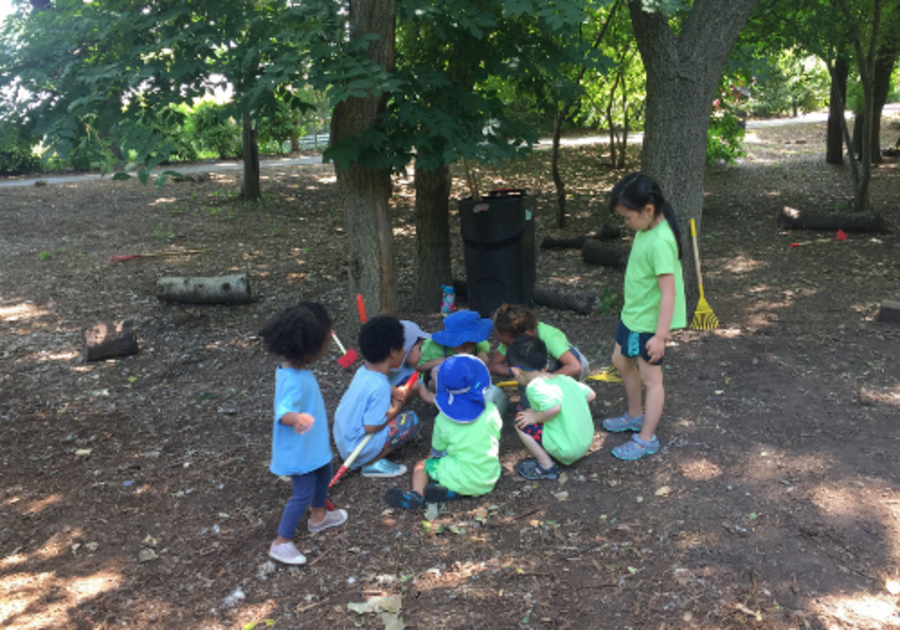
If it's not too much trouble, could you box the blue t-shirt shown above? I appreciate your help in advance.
[270,365,332,477]
[333,366,391,467]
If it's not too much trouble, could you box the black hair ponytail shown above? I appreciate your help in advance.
[609,172,683,260]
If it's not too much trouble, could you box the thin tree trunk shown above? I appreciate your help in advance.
[871,45,899,163]
[826,57,848,164]
[551,108,566,228]
[241,111,260,200]
[330,0,397,316]
[413,163,452,311]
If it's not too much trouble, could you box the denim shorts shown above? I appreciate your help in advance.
[615,320,663,365]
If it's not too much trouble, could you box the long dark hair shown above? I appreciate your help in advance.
[609,172,683,259]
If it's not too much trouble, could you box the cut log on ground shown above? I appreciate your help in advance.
[777,207,888,233]
[452,280,596,314]
[541,224,622,250]
[83,319,139,361]
[157,273,252,304]
[532,287,596,315]
[876,300,900,324]
[581,239,629,268]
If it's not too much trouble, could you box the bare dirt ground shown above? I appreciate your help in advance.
[2,119,900,630]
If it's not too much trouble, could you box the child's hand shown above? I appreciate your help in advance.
[515,409,538,429]
[645,335,666,364]
[292,412,315,435]
[391,387,406,406]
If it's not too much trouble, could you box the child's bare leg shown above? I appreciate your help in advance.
[612,343,643,418]
[636,359,664,441]
[516,429,555,470]
[411,460,429,495]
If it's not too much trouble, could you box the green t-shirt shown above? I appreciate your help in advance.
[418,338,491,366]
[621,220,686,333]
[496,321,571,359]
[429,402,503,496]
[525,375,594,466]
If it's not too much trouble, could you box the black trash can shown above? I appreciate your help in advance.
[458,189,536,317]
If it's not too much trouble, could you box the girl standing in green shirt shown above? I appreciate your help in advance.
[602,173,686,461]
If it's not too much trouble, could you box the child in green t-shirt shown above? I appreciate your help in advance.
[418,310,492,386]
[488,303,589,380]
[384,354,503,508]
[507,335,597,481]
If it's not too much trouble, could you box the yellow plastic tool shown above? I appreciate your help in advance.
[689,218,719,330]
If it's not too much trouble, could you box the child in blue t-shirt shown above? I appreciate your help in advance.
[334,316,421,478]
[258,302,348,566]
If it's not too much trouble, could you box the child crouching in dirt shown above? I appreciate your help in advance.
[258,302,348,566]
[507,335,597,480]
[384,354,503,508]
[333,316,422,478]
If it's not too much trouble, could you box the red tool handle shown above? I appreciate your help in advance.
[109,254,141,263]
[356,294,367,323]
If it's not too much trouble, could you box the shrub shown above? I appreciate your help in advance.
[0,123,41,175]
[188,102,241,159]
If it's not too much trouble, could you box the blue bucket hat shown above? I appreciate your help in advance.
[435,355,489,423]
[432,310,493,348]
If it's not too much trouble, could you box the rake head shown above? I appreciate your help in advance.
[690,299,719,330]
[336,347,358,369]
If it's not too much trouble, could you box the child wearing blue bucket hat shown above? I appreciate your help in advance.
[417,310,492,386]
[384,354,503,508]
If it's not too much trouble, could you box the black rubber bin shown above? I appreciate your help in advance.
[458,189,536,317]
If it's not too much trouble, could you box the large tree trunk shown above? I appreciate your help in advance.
[629,0,757,302]
[826,57,848,165]
[241,112,260,201]
[413,162,452,311]
[330,0,397,316]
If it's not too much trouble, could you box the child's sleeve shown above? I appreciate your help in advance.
[418,339,441,366]
[361,381,392,428]
[274,377,309,421]
[431,415,449,451]
[651,236,680,276]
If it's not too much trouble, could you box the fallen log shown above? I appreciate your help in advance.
[157,273,252,304]
[532,287,596,315]
[876,300,900,324]
[451,280,596,314]
[777,207,888,233]
[581,239,629,268]
[541,224,622,250]
[83,319,139,361]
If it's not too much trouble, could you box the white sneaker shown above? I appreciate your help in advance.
[360,459,407,478]
[268,540,306,565]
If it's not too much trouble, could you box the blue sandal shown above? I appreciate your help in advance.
[602,412,644,433]
[384,487,425,509]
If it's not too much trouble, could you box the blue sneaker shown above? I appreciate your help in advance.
[384,487,424,509]
[516,459,561,481]
[602,412,644,433]
[423,482,461,503]
[360,459,407,478]
[612,435,659,461]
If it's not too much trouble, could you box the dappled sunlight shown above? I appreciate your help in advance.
[22,494,64,516]
[677,458,723,481]
[0,302,50,322]
[712,327,743,339]
[816,592,899,628]
[720,253,765,275]
[314,174,336,184]
[0,568,123,630]
[35,350,80,363]
[148,197,177,206]
[393,223,416,237]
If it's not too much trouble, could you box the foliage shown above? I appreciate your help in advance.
[744,53,829,117]
[0,122,41,175]
[257,96,307,155]
[138,104,200,163]
[187,102,242,160]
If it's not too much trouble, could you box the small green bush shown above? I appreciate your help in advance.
[188,102,241,160]
[0,123,41,175]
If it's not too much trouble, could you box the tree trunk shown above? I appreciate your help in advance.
[413,162,452,312]
[241,111,260,201]
[82,320,139,361]
[330,0,397,316]
[629,0,757,303]
[871,45,899,163]
[551,109,566,228]
[826,57,848,165]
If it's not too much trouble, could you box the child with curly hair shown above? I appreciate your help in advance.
[258,301,348,566]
